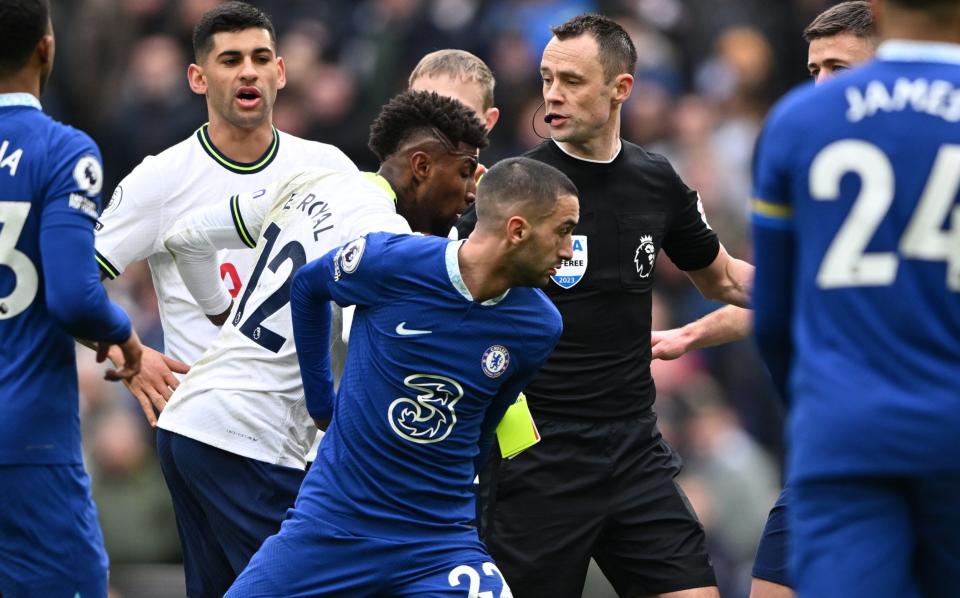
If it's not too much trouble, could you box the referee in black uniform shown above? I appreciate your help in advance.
[461,14,754,598]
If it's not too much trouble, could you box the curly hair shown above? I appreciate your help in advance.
[368,90,489,162]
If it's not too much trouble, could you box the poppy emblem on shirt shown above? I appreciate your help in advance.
[634,234,656,279]
[551,235,588,289]
[482,345,510,378]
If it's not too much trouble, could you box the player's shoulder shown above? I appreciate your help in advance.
[276,131,357,172]
[620,140,679,178]
[511,287,563,342]
[125,132,199,179]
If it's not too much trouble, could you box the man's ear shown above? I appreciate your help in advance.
[275,56,287,91]
[483,107,501,132]
[187,63,207,95]
[410,150,432,183]
[611,73,634,106]
[36,34,54,71]
[505,215,529,245]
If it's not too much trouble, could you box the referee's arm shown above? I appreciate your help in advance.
[684,244,753,308]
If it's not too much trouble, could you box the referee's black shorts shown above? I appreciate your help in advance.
[480,414,716,598]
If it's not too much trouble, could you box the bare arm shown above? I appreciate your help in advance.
[684,244,753,308]
[651,305,751,360]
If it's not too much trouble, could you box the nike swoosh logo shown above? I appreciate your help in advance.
[396,322,432,336]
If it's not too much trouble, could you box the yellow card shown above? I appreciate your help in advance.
[496,393,540,459]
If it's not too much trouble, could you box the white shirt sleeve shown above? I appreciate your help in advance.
[95,157,166,278]
[162,184,277,315]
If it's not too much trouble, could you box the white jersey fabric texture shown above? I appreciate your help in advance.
[158,169,411,468]
[94,125,357,366]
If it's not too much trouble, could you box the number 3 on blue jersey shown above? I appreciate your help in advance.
[232,222,306,352]
[0,202,39,319]
[811,141,960,290]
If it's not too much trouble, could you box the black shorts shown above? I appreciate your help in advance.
[480,415,716,598]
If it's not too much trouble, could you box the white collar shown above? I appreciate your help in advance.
[877,40,960,65]
[552,138,622,163]
[444,240,509,306]
[0,93,41,110]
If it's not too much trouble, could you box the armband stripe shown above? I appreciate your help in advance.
[231,195,256,248]
[751,198,792,219]
[95,251,120,279]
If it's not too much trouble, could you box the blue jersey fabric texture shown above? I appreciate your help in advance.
[0,95,130,466]
[0,464,109,598]
[751,43,960,483]
[293,232,561,539]
[234,232,561,596]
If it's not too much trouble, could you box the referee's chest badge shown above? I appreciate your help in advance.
[551,235,587,289]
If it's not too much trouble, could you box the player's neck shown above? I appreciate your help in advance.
[457,238,510,303]
[554,114,621,162]
[881,8,960,45]
[0,72,40,99]
[205,116,276,163]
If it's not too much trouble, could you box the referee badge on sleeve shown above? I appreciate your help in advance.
[551,235,588,289]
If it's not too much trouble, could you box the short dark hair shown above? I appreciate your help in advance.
[803,1,876,42]
[475,157,578,227]
[551,13,637,82]
[0,0,49,75]
[192,1,276,61]
[368,90,489,161]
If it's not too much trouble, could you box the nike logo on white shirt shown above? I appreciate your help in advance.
[396,322,431,336]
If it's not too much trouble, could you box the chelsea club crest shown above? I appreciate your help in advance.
[551,235,587,289]
[482,345,510,378]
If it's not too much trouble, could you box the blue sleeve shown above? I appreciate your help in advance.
[750,106,796,403]
[41,136,130,342]
[290,260,335,421]
[474,310,563,473]
[291,232,395,420]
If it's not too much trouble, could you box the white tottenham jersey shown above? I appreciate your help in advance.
[157,170,411,468]
[95,125,357,365]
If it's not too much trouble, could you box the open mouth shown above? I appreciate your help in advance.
[236,87,262,108]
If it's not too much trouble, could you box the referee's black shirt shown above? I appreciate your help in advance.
[470,140,720,421]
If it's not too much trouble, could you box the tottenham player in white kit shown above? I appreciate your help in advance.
[94,2,355,429]
[157,90,488,598]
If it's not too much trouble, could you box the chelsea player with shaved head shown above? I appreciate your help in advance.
[225,157,577,597]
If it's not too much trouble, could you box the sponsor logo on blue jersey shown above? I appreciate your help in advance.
[388,374,464,444]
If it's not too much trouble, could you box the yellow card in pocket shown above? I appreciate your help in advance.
[496,393,540,459]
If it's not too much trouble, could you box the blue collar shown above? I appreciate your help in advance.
[0,93,41,110]
[877,40,960,65]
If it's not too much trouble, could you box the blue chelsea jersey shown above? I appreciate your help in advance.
[0,95,130,464]
[751,42,960,481]
[291,233,562,539]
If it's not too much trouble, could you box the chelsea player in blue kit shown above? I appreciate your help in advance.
[752,0,960,595]
[226,157,578,597]
[0,1,143,596]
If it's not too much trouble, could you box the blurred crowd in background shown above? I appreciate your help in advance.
[56,0,845,596]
